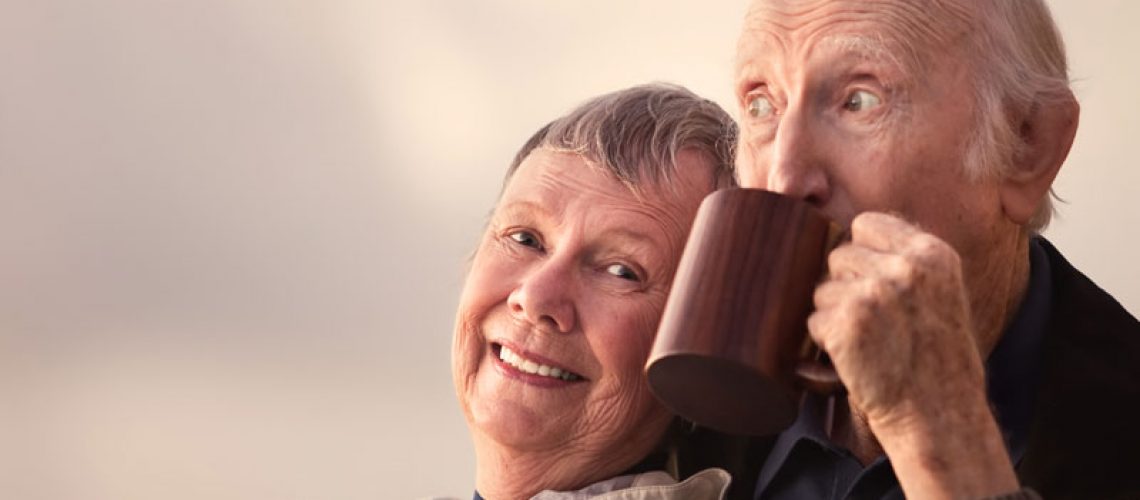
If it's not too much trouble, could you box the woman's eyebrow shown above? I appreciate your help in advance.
[600,228,655,246]
[495,200,554,221]
[594,228,667,265]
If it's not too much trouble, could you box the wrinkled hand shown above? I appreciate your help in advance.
[808,212,1017,497]
[809,212,984,427]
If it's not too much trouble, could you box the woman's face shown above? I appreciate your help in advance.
[453,148,715,475]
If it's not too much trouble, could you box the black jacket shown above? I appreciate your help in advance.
[1018,239,1140,499]
[689,239,1140,500]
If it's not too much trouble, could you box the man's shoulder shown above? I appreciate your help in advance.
[1038,237,1140,352]
[1036,237,1140,398]
[1019,238,1140,498]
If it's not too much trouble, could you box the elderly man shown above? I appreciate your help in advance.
[731,0,1140,499]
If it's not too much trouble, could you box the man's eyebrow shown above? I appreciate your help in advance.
[734,33,906,82]
[819,34,899,65]
[820,33,928,78]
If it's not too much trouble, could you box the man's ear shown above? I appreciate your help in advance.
[1000,95,1080,225]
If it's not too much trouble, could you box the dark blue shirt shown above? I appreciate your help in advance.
[754,238,1052,500]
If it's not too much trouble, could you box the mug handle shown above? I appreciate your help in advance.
[795,350,843,394]
[793,223,849,395]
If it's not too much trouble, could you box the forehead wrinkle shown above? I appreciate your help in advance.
[814,33,912,80]
[863,0,975,73]
[740,0,975,78]
[533,166,686,245]
[817,34,888,62]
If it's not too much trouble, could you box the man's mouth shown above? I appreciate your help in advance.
[492,343,584,382]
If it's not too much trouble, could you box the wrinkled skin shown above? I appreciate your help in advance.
[452,148,716,500]
[732,0,1063,497]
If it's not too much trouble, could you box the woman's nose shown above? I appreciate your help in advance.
[758,108,832,207]
[507,259,577,334]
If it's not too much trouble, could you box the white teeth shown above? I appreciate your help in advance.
[498,345,580,381]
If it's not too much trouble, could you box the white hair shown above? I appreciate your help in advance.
[503,83,738,196]
[961,0,1074,231]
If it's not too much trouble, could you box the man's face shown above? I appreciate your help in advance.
[734,0,1005,258]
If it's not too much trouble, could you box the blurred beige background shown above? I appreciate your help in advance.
[0,1,1136,499]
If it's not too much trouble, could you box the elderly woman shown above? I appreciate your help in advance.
[451,83,738,499]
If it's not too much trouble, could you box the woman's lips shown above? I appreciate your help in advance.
[491,343,585,382]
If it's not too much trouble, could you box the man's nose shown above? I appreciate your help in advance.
[507,258,577,334]
[761,108,832,207]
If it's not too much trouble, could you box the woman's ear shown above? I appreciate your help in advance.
[1000,95,1080,225]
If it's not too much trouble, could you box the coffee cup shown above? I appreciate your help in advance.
[646,188,842,436]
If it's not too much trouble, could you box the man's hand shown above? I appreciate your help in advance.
[808,212,1019,499]
[810,211,981,427]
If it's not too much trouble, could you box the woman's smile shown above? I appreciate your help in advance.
[490,342,586,387]
[449,84,737,499]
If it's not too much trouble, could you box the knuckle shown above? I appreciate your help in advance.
[806,312,828,340]
[813,281,836,305]
[907,234,960,269]
[827,248,859,280]
[849,291,880,324]
[909,233,945,256]
[863,278,894,305]
[889,254,918,282]
[825,248,844,274]
[808,310,842,354]
[851,212,872,229]
[850,212,879,236]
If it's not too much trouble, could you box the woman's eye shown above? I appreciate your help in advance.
[508,230,542,250]
[844,90,882,112]
[746,94,775,119]
[605,263,641,282]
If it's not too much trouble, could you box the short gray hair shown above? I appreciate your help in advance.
[503,83,738,196]
[961,0,1074,231]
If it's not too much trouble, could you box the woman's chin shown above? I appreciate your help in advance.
[469,396,570,452]
[463,359,588,449]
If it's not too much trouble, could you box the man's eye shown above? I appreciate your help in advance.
[844,90,882,112]
[508,230,543,250]
[747,94,775,118]
[605,264,641,282]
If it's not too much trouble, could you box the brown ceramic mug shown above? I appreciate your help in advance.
[646,188,842,436]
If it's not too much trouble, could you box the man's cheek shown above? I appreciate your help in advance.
[736,149,769,189]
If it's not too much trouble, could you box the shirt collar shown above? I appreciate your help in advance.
[753,392,837,493]
[985,236,1052,464]
[472,451,669,500]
